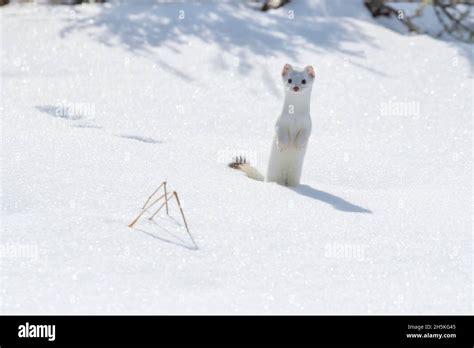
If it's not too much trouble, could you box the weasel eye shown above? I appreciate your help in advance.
[287,79,292,84]
[302,79,306,84]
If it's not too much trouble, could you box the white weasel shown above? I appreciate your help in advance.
[229,63,315,186]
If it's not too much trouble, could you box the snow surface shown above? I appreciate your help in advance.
[1,0,472,314]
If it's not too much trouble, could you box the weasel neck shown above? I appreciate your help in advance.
[282,90,311,116]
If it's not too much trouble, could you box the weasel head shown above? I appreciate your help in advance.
[281,64,315,94]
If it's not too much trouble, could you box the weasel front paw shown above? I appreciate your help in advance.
[295,142,306,150]
[277,139,289,152]
[295,137,308,149]
[275,126,290,152]
[295,129,309,150]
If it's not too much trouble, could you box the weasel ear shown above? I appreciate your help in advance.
[282,63,293,77]
[305,65,316,78]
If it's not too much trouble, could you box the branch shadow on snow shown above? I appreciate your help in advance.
[116,134,162,144]
[134,217,198,250]
[59,1,384,80]
[291,184,372,214]
[136,228,198,250]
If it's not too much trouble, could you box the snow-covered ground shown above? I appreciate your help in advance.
[1,0,472,314]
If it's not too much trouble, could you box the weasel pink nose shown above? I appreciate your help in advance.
[293,86,299,92]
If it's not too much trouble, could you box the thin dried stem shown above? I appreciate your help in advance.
[148,192,174,220]
[141,182,165,210]
[130,184,197,249]
[164,181,169,215]
[129,191,169,228]
[173,191,197,249]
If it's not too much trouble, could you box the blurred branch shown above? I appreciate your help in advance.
[433,0,474,42]
[261,0,291,12]
[50,0,107,4]
[364,0,473,42]
[364,0,422,32]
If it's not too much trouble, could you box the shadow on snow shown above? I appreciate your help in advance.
[291,184,372,214]
[59,1,384,80]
